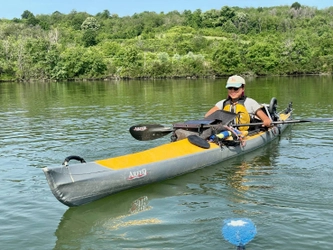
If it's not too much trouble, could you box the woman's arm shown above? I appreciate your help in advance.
[255,109,271,127]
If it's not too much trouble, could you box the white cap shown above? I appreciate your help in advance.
[225,75,245,88]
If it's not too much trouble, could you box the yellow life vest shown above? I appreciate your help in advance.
[223,98,251,131]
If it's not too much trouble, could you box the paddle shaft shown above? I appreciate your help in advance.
[235,118,333,127]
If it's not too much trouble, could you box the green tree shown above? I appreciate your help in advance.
[82,30,98,47]
[245,39,280,75]
[278,34,312,74]
[201,9,221,28]
[81,17,100,31]
[66,11,90,30]
[96,10,110,19]
[192,9,203,28]
[212,40,243,75]
[21,10,34,19]
[184,9,202,28]
[179,52,208,76]
[291,2,301,9]
[145,52,172,77]
[220,6,236,23]
[21,10,39,26]
[222,20,238,33]
[113,46,143,77]
[60,46,107,78]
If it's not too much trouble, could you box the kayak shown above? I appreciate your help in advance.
[43,99,293,207]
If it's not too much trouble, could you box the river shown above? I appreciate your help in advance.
[0,76,332,249]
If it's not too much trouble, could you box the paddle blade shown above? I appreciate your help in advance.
[222,218,257,248]
[129,124,173,141]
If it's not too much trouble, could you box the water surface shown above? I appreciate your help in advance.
[0,77,332,249]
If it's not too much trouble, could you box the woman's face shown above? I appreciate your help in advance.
[227,86,244,100]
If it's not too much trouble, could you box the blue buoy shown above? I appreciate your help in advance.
[222,218,257,249]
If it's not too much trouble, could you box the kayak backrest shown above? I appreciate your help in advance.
[204,110,237,125]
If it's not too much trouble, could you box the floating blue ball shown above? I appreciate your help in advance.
[222,218,257,247]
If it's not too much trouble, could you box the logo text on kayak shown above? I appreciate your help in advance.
[127,168,147,180]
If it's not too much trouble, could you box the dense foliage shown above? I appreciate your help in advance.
[1,3,333,81]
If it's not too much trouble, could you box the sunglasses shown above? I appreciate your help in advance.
[227,87,241,91]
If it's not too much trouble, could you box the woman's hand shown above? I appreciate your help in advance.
[256,109,272,127]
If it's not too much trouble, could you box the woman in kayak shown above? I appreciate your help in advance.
[205,75,271,130]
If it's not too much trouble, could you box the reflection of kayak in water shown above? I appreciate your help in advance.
[53,140,282,249]
[54,185,170,249]
[43,100,292,207]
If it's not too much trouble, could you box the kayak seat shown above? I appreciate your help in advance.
[248,97,279,131]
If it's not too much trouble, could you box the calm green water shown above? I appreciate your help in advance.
[0,76,332,249]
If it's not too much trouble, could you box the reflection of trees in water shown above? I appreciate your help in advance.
[188,138,282,198]
[228,152,274,190]
[197,137,282,199]
[222,138,282,209]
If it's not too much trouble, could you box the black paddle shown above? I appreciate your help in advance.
[129,118,333,141]
[130,110,237,141]
[129,124,173,141]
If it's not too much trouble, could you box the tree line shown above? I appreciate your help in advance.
[1,2,333,82]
